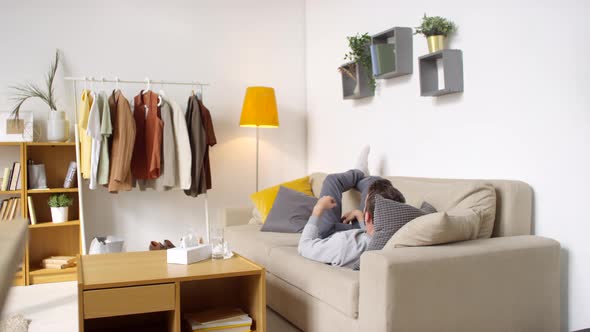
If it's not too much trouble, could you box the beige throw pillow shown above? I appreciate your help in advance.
[421,183,496,239]
[386,209,481,249]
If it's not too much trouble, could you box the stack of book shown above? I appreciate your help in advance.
[1,162,22,191]
[41,256,77,269]
[0,197,21,221]
[185,308,253,332]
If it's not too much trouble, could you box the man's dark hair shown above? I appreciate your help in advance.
[365,179,405,216]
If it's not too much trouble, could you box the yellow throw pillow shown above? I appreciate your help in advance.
[250,176,314,223]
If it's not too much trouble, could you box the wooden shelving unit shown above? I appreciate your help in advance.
[0,141,82,286]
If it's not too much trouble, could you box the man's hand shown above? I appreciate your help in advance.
[341,209,364,224]
[312,196,337,217]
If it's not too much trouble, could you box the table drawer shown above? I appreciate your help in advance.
[83,283,175,319]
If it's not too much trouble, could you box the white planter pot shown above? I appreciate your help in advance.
[50,207,69,223]
[46,111,70,142]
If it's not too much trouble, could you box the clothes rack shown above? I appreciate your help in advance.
[65,76,212,254]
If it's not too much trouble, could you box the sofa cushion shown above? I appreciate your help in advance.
[352,196,435,270]
[225,224,300,267]
[269,246,360,319]
[250,176,314,223]
[261,186,318,233]
[386,209,481,248]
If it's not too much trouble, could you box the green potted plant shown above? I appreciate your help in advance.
[338,33,375,99]
[48,194,73,223]
[415,14,457,53]
[9,50,69,142]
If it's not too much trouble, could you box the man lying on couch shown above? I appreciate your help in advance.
[298,147,405,268]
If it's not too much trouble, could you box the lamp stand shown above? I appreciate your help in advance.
[256,126,259,192]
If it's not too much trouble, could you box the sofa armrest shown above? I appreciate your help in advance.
[358,235,560,332]
[223,207,252,227]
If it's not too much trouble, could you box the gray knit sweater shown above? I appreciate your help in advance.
[298,216,371,268]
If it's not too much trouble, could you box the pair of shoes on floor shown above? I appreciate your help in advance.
[149,239,175,251]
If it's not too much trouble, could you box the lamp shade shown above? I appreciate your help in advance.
[240,86,279,128]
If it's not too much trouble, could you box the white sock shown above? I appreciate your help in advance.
[355,145,370,176]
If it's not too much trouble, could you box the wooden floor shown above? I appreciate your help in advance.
[2,282,300,332]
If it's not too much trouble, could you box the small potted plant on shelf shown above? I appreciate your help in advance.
[9,49,70,142]
[415,14,457,53]
[338,33,375,99]
[48,194,73,223]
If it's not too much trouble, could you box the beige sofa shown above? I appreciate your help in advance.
[224,173,560,332]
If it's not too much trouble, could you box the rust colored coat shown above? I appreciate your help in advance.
[107,90,136,192]
[131,90,163,180]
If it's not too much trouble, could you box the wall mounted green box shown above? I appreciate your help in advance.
[371,27,413,79]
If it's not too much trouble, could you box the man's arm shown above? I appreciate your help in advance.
[298,196,344,264]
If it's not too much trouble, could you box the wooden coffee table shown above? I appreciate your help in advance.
[77,251,266,332]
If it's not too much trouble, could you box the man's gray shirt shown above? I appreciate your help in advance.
[298,216,371,268]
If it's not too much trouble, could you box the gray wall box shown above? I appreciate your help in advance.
[340,61,374,99]
[419,49,464,96]
[371,27,413,79]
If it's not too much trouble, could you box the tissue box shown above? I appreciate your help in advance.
[167,244,212,265]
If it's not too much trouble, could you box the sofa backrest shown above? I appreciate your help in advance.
[310,173,533,237]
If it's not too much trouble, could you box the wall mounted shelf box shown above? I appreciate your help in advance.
[371,27,413,79]
[340,61,374,99]
[419,49,463,96]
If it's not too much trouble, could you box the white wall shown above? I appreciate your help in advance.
[305,0,590,330]
[0,0,306,251]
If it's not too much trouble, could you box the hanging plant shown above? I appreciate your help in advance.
[9,50,60,119]
[339,33,375,92]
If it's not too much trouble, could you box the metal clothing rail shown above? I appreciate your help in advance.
[66,76,212,254]
[64,76,209,87]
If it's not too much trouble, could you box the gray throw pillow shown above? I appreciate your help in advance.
[353,196,436,270]
[420,201,437,214]
[261,186,318,233]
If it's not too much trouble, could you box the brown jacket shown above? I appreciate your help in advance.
[107,90,136,192]
[184,96,216,197]
[131,90,163,180]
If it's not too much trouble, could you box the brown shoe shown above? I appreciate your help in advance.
[149,241,166,251]
[164,240,175,249]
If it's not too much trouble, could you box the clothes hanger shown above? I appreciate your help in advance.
[115,76,120,91]
[157,81,163,107]
[143,77,151,95]
[83,76,88,91]
[100,76,106,92]
[89,76,94,93]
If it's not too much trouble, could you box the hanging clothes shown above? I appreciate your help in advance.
[131,90,163,180]
[196,96,216,190]
[107,90,135,193]
[78,90,93,180]
[137,93,176,191]
[86,91,101,189]
[184,95,216,197]
[160,90,191,190]
[97,91,112,186]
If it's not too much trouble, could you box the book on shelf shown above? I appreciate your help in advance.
[8,197,20,220]
[9,162,20,191]
[27,196,37,224]
[41,262,76,269]
[42,256,76,265]
[0,199,8,220]
[185,308,252,332]
[1,167,10,190]
[0,197,21,221]
[41,256,77,269]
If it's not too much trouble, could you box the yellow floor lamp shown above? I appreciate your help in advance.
[240,86,279,191]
